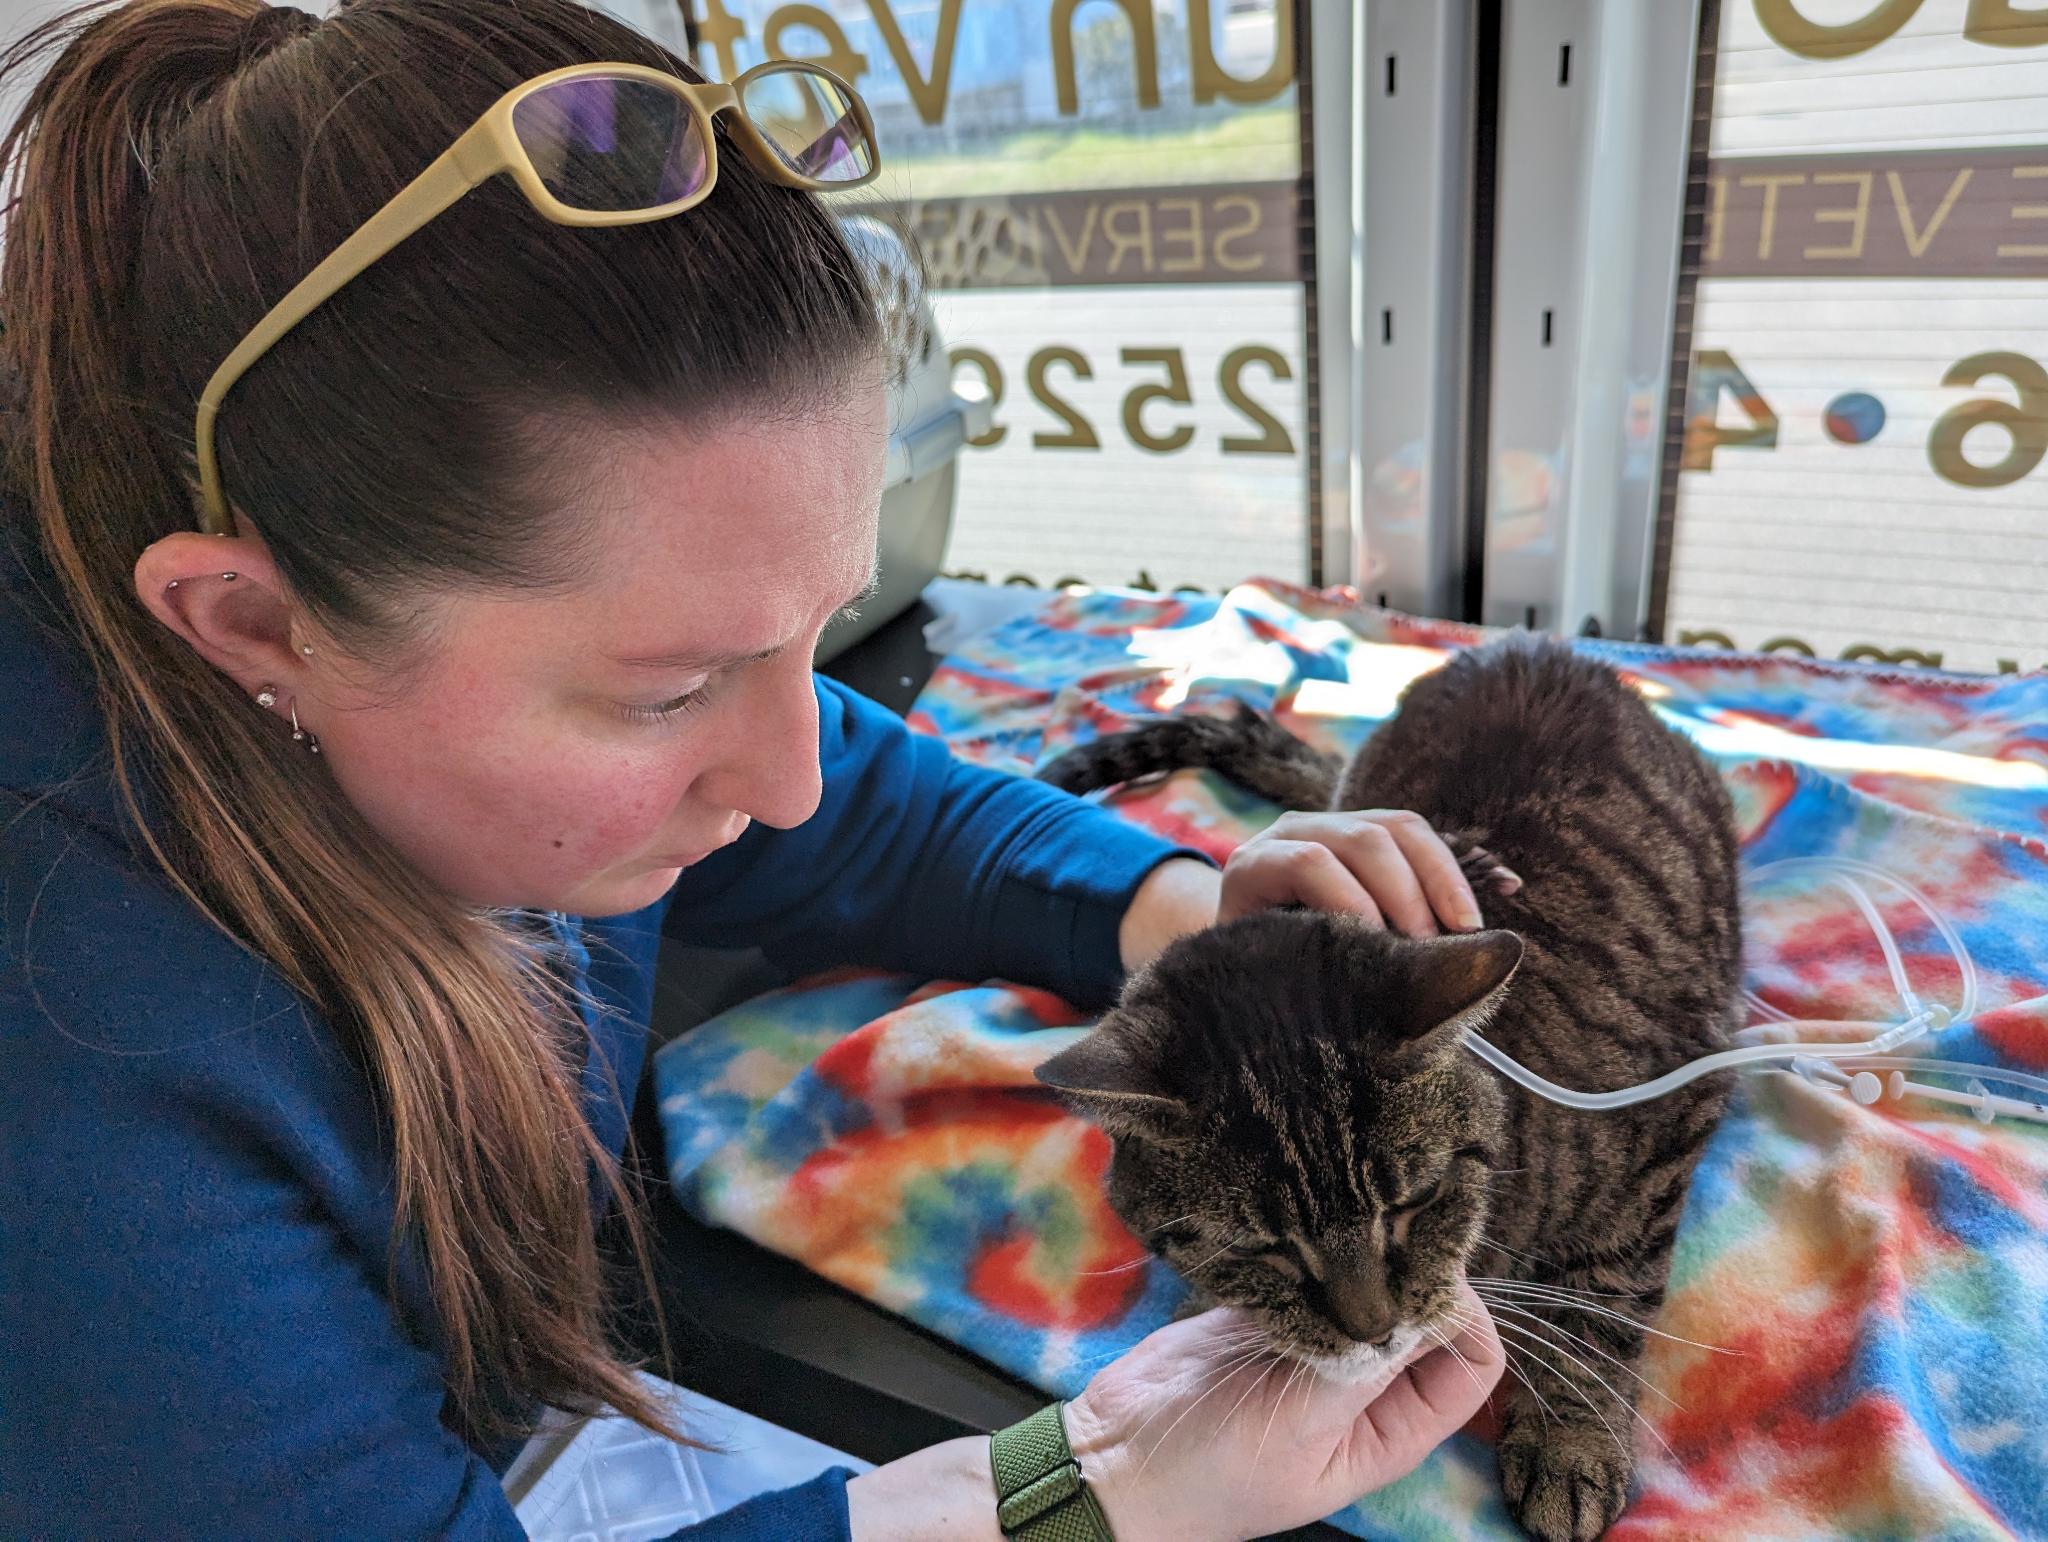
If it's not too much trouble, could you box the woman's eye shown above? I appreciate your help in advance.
[619,683,712,724]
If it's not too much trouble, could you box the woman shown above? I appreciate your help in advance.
[0,2,1502,1538]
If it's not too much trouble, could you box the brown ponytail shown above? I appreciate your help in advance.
[0,0,889,1440]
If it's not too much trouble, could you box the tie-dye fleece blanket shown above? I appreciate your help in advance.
[656,581,2048,1540]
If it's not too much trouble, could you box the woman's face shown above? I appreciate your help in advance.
[310,388,886,916]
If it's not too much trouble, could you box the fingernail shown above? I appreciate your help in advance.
[1457,905,1484,932]
[1494,869,1524,896]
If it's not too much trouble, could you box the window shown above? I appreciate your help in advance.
[687,1,1314,593]
[1660,0,2048,673]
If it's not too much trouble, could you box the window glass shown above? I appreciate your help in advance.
[691,1,1313,592]
[1664,0,2048,672]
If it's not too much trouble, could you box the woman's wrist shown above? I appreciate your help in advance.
[844,1435,1006,1542]
[1117,858,1222,972]
[1060,1391,1149,1542]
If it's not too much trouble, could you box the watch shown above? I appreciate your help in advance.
[988,1402,1117,1541]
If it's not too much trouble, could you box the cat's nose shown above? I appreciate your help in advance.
[1325,1277,1398,1346]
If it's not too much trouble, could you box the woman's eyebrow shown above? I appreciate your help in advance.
[614,642,780,671]
[614,565,881,671]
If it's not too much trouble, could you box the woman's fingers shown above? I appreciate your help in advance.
[1373,812,1485,932]
[1070,1288,1507,1539]
[1342,814,1450,935]
[1346,1282,1506,1479]
[1219,839,1384,928]
[1223,812,1482,936]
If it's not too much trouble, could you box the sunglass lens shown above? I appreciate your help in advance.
[739,66,874,184]
[512,76,708,212]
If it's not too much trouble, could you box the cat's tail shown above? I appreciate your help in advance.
[1037,704,1340,811]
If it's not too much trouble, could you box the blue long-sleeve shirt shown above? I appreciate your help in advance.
[0,527,1191,1540]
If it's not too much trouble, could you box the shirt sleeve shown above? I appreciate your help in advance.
[664,676,1210,1009]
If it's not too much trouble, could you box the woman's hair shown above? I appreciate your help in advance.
[0,0,897,1439]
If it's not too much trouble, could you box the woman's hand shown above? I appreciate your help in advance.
[1120,811,1496,970]
[1221,810,1485,933]
[843,1283,1503,1542]
[1067,1280,1505,1542]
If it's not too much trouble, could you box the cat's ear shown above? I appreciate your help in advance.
[1036,1030,1188,1138]
[1391,929,1524,1045]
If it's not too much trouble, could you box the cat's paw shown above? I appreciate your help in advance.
[1497,1423,1631,1542]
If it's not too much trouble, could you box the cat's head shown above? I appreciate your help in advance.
[1037,909,1519,1380]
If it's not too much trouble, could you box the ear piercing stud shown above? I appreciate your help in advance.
[255,685,278,709]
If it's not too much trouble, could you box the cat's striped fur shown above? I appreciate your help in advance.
[1036,634,1741,1542]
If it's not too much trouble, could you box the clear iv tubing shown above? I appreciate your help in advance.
[1738,856,1979,1027]
[1463,1008,1945,1111]
[1461,854,1972,1112]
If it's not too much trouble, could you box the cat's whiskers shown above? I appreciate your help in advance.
[1472,1278,1738,1355]
[1421,1321,1487,1397]
[1473,1231,1552,1270]
[1211,1354,1282,1448]
[1475,1295,1681,1411]
[1495,1342,1560,1432]
[1487,1314,1674,1463]
[1122,1345,1255,1455]
[1253,1355,1310,1468]
[1489,1318,1628,1458]
[1136,1344,1275,1476]
[1075,1254,1160,1277]
[1176,1235,1256,1278]
[1068,1322,1268,1371]
[1444,1301,1557,1432]
[1468,1273,1639,1301]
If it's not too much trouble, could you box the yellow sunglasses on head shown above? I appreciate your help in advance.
[193,58,880,534]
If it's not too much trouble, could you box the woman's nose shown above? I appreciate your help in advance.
[698,663,823,831]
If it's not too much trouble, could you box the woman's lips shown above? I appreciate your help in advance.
[654,818,750,870]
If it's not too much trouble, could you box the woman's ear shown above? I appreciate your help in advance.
[134,530,315,698]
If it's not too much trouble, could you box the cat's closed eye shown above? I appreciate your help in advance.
[1386,1146,1488,1211]
[1386,1166,1464,1247]
[1225,1238,1305,1280]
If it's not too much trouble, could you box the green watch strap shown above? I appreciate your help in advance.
[988,1402,1116,1542]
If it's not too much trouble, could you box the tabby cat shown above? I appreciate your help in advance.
[1035,633,1741,1542]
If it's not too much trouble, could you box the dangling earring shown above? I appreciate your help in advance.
[289,702,321,755]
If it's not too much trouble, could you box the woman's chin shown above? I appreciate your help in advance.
[559,863,685,918]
